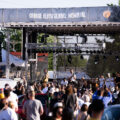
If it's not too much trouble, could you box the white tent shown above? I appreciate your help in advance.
[0,78,17,89]
[1,49,25,67]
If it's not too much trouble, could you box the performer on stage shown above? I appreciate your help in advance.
[106,73,114,88]
[99,75,105,88]
[42,69,49,83]
[68,69,76,83]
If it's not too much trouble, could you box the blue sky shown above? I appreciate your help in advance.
[0,0,118,8]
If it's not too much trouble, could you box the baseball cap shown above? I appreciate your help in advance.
[54,102,63,108]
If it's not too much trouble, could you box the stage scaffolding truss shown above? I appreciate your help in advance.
[1,6,120,80]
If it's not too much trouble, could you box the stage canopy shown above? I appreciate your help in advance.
[0,6,120,34]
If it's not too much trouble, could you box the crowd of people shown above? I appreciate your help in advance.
[0,69,120,120]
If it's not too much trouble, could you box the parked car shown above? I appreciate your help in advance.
[102,104,120,120]
[17,93,48,119]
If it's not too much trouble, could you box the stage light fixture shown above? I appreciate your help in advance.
[68,55,72,64]
[52,48,56,53]
[67,49,71,53]
[86,50,89,54]
[71,50,75,53]
[80,55,84,59]
[75,49,79,53]
[97,50,101,54]
[93,50,96,54]
[49,49,52,53]
[78,49,82,53]
[116,56,119,61]
[59,49,62,53]
[90,50,93,54]
[63,48,67,53]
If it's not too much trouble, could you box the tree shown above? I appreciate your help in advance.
[0,28,22,52]
[87,1,120,77]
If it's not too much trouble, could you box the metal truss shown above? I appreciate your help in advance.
[26,43,105,51]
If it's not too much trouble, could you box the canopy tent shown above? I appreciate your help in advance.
[1,49,25,67]
[0,78,17,88]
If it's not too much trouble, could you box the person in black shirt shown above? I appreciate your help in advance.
[115,72,120,88]
[63,85,77,112]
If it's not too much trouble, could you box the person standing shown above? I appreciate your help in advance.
[88,99,104,120]
[63,85,77,114]
[77,104,89,120]
[4,89,18,112]
[99,75,105,88]
[43,69,49,83]
[52,102,63,120]
[0,98,18,120]
[23,90,44,120]
[115,72,120,88]
[92,89,112,108]
[69,69,76,83]
[106,73,114,88]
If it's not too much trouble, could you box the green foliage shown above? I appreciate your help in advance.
[87,2,120,77]
[0,28,22,52]
[107,3,114,6]
[87,34,120,77]
[37,33,54,44]
[57,55,87,70]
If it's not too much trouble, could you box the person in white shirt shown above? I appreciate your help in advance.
[69,69,76,82]
[106,73,115,88]
[41,82,48,94]
[4,89,18,112]
[82,94,91,107]
[77,97,84,109]
[61,78,68,86]
[99,75,105,88]
[0,98,18,120]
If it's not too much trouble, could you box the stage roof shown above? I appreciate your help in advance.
[0,7,120,34]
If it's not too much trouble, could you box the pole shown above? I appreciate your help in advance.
[53,36,57,80]
[22,28,26,60]
[64,36,66,71]
[6,30,10,79]
[25,29,28,81]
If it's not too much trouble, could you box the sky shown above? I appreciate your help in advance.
[0,0,119,8]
